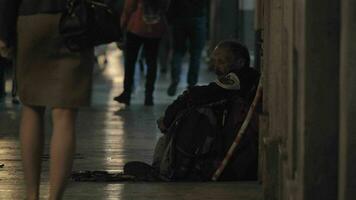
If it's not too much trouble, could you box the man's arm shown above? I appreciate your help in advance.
[160,83,237,131]
[161,90,190,131]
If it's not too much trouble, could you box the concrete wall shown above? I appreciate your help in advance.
[260,0,284,199]
[303,1,340,199]
[339,0,356,199]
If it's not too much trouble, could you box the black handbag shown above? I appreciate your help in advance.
[59,0,122,51]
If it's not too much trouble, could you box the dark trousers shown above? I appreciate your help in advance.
[158,28,173,72]
[170,17,207,86]
[123,32,161,96]
[0,66,5,97]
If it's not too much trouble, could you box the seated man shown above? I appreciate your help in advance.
[158,40,260,132]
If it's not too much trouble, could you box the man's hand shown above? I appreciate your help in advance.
[0,40,13,58]
[157,117,167,133]
[0,40,6,51]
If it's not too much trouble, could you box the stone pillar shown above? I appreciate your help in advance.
[301,0,340,199]
[339,0,356,199]
[261,0,341,199]
[261,0,284,199]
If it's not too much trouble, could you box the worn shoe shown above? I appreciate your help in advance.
[11,97,20,105]
[167,82,178,96]
[113,92,131,105]
[144,95,154,106]
[160,67,167,74]
[123,161,161,181]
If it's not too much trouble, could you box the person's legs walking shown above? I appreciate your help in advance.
[20,105,45,200]
[143,37,160,105]
[158,29,172,74]
[187,17,207,86]
[168,23,188,96]
[0,57,7,98]
[10,61,20,104]
[114,32,143,105]
[0,66,5,98]
[49,108,77,200]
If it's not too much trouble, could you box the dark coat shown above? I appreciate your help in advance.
[162,67,260,128]
[0,0,64,46]
[19,0,65,15]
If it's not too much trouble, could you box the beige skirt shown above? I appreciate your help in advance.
[16,14,94,108]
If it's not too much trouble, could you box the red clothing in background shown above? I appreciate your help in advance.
[122,0,166,38]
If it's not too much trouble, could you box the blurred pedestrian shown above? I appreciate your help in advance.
[0,1,94,199]
[0,57,6,99]
[166,0,209,96]
[0,56,19,104]
[114,0,170,106]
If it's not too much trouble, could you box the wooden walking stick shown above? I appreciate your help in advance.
[212,77,263,181]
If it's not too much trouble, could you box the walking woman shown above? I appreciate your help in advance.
[0,1,94,199]
[114,0,170,106]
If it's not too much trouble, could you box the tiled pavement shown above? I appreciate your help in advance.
[0,44,262,200]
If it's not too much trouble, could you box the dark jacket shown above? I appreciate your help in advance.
[19,0,65,15]
[162,67,260,128]
[0,0,64,46]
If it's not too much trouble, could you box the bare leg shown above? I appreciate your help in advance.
[20,105,45,200]
[49,108,77,200]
